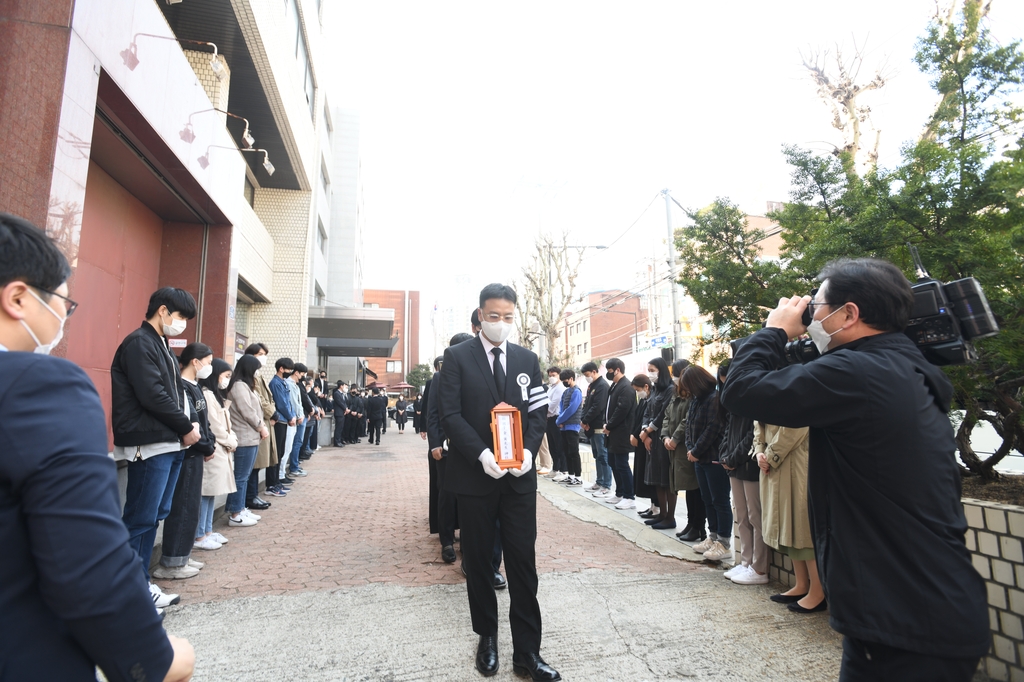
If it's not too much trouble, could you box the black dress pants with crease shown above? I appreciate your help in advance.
[458,479,541,655]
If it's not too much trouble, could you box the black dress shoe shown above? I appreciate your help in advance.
[651,519,677,530]
[643,517,664,526]
[476,635,499,676]
[249,499,271,510]
[512,652,560,681]
[442,545,457,564]
[787,597,827,614]
[770,592,807,604]
[678,527,705,542]
[493,572,507,590]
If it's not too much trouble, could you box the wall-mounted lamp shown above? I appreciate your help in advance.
[121,34,226,81]
[180,109,254,148]
[198,146,275,176]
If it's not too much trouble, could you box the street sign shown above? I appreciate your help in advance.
[649,335,668,347]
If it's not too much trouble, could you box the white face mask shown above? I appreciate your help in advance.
[647,370,659,381]
[219,377,230,390]
[196,362,213,380]
[163,312,187,337]
[21,289,66,355]
[807,306,844,354]
[256,354,267,368]
[481,318,513,345]
[638,390,649,400]
[548,375,559,385]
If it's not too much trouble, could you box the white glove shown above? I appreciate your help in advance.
[510,449,533,477]
[478,449,507,479]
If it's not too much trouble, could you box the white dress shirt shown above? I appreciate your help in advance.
[479,333,508,375]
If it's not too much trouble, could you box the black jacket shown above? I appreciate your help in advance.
[718,406,757,481]
[182,380,215,458]
[299,383,315,417]
[684,392,724,464]
[641,382,673,434]
[425,372,447,453]
[110,323,194,447]
[581,376,609,428]
[439,337,546,496]
[722,328,989,658]
[1,353,173,681]
[603,376,636,453]
[366,395,387,421]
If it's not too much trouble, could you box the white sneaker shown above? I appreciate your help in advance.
[210,532,229,544]
[692,537,715,553]
[731,566,769,585]
[151,564,200,580]
[604,496,622,505]
[585,482,601,491]
[228,514,257,527]
[592,488,612,498]
[614,498,636,510]
[552,472,569,482]
[150,583,180,608]
[703,541,731,562]
[187,558,205,570]
[723,563,748,580]
[537,467,552,475]
[193,535,223,551]
[242,508,261,521]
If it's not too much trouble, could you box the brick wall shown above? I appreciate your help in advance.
[760,498,1024,681]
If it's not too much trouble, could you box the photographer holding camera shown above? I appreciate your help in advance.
[721,258,988,682]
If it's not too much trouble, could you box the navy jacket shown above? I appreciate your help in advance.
[0,352,173,681]
[722,328,989,658]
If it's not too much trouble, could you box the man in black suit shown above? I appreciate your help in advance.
[366,388,387,445]
[332,380,349,447]
[603,357,636,504]
[439,283,560,681]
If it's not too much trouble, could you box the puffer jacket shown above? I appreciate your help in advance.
[719,403,757,481]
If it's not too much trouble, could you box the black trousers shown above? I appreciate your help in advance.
[560,429,581,477]
[839,637,980,682]
[344,414,358,442]
[368,419,383,444]
[685,488,707,531]
[246,467,260,505]
[333,412,346,445]
[545,417,566,472]
[160,454,204,564]
[457,483,541,655]
[435,456,457,547]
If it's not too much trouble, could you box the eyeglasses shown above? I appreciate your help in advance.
[483,312,516,324]
[805,288,830,318]
[34,287,79,317]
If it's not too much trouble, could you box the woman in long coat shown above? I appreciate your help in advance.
[638,357,676,529]
[630,374,656,516]
[662,360,705,543]
[755,422,824,612]
[196,359,238,549]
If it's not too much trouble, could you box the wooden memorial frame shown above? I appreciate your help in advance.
[490,402,525,470]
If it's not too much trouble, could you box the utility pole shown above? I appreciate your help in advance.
[662,189,682,361]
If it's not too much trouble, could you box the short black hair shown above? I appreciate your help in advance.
[681,365,717,399]
[0,213,71,293]
[336,379,344,387]
[606,358,625,375]
[179,342,213,367]
[244,342,269,355]
[547,366,561,375]
[470,309,481,329]
[275,357,294,371]
[450,332,474,346]
[559,368,575,381]
[818,258,914,333]
[671,359,691,378]
[294,363,308,374]
[580,362,598,374]
[146,287,197,320]
[478,283,517,308]
[434,355,444,371]
[647,356,671,390]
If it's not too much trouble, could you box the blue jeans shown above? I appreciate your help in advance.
[197,496,216,537]
[288,423,304,473]
[588,432,612,488]
[227,445,259,514]
[609,450,634,499]
[694,461,732,543]
[123,449,184,581]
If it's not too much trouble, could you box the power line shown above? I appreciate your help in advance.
[602,193,661,251]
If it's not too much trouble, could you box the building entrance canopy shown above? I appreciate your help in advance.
[308,306,399,358]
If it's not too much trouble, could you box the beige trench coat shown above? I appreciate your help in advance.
[755,421,813,551]
[253,373,279,469]
[202,388,237,497]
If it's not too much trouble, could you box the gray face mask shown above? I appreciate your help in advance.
[21,289,66,355]
[807,307,843,354]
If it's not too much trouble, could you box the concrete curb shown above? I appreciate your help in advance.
[537,477,710,564]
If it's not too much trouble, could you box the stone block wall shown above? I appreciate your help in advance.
[757,498,1024,682]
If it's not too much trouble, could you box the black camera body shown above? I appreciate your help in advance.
[783,250,999,366]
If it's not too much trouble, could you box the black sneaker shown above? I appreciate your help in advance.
[250,498,271,510]
[280,476,297,485]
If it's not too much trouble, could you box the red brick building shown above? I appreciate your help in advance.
[559,290,649,364]
[363,289,419,387]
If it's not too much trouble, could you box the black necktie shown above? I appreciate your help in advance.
[491,347,505,397]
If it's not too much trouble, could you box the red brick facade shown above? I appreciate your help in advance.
[363,289,419,387]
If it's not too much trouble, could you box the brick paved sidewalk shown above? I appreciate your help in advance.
[158,429,697,605]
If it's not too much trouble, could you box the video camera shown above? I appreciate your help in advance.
[783,247,999,366]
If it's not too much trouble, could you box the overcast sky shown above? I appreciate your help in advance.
[321,0,1024,364]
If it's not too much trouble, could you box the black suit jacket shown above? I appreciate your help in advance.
[604,376,636,453]
[1,353,173,681]
[366,395,387,420]
[332,388,348,415]
[581,376,610,427]
[425,372,447,452]
[439,337,547,496]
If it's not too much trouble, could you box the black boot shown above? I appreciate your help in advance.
[678,526,705,542]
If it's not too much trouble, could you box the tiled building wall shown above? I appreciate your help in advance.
[248,187,313,362]
[760,498,1024,682]
[183,50,229,114]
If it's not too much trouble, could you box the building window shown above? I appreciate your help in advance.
[583,342,588,353]
[317,218,327,255]
[313,286,324,306]
[387,360,403,374]
[285,0,316,119]
[582,320,586,332]
[320,158,330,195]
[243,175,255,208]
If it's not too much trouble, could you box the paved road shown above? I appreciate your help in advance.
[159,430,844,681]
